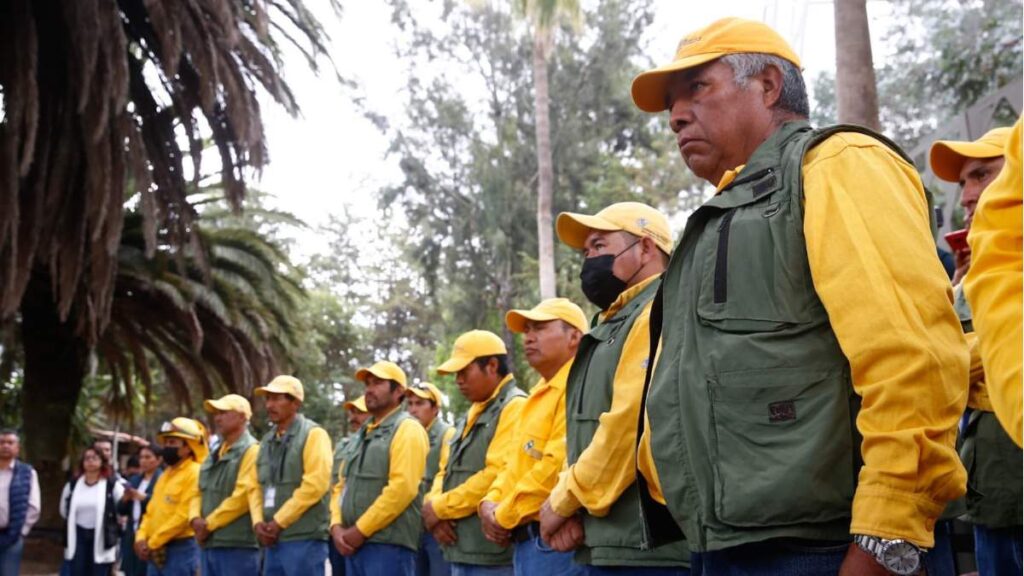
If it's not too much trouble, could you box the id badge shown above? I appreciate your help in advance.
[264,486,276,509]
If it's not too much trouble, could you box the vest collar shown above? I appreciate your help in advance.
[366,404,404,433]
[601,274,660,321]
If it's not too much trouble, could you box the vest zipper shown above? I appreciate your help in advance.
[713,209,736,304]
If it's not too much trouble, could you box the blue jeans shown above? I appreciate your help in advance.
[146,538,199,576]
[329,539,345,576]
[584,565,688,575]
[513,533,583,576]
[70,527,112,576]
[263,539,327,576]
[201,547,260,576]
[417,532,450,576]
[975,525,1023,576]
[450,563,513,576]
[690,534,953,576]
[345,542,415,576]
[0,536,24,576]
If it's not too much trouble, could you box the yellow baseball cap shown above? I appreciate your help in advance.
[505,298,589,334]
[929,127,1012,183]
[631,17,802,113]
[355,361,408,389]
[254,375,305,402]
[406,382,445,405]
[158,417,209,462]
[203,394,253,420]
[343,395,368,413]
[557,202,673,255]
[436,330,507,374]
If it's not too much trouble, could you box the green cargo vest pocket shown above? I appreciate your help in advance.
[708,366,855,528]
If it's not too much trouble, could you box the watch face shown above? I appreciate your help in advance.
[881,540,921,575]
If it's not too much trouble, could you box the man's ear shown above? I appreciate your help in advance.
[757,64,785,109]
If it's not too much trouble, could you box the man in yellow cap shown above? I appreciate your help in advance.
[329,361,429,575]
[405,382,455,576]
[328,395,371,576]
[631,17,967,575]
[478,298,587,576]
[424,330,526,576]
[931,126,1023,574]
[540,203,689,575]
[135,417,208,576]
[254,375,332,576]
[188,394,262,575]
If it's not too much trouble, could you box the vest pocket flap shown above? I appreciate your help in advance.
[708,367,856,528]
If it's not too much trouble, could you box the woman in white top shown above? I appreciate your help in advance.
[117,445,163,576]
[60,446,124,576]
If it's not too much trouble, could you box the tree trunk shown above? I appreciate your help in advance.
[532,28,557,299]
[834,0,881,129]
[20,271,88,529]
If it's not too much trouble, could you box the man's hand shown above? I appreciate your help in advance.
[547,515,584,552]
[337,526,367,556]
[952,247,972,285]
[479,501,510,547]
[133,540,151,561]
[538,500,571,544]
[190,518,210,544]
[839,543,923,576]
[431,520,458,546]
[254,521,281,547]
[422,501,441,531]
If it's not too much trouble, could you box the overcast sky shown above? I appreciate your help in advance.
[255,0,892,258]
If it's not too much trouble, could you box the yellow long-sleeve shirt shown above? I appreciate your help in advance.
[272,425,332,529]
[429,375,525,520]
[965,117,1023,447]
[136,458,201,549]
[484,359,572,528]
[188,441,263,528]
[639,131,968,548]
[329,409,429,537]
[549,276,657,518]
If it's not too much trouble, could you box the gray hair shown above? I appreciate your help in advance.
[721,53,809,118]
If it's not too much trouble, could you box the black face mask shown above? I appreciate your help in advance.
[160,446,182,466]
[580,240,642,310]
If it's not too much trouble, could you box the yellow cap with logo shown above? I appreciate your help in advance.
[157,417,209,462]
[254,375,305,402]
[406,382,445,405]
[436,330,507,374]
[343,395,368,413]
[631,17,802,113]
[203,394,253,420]
[557,201,673,255]
[505,297,589,334]
[929,127,1012,183]
[355,361,408,389]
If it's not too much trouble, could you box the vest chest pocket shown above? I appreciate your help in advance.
[696,190,819,333]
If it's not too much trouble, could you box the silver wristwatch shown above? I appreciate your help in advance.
[853,534,925,575]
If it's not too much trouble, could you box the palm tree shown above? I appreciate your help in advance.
[518,0,580,299]
[0,0,330,525]
[834,0,881,129]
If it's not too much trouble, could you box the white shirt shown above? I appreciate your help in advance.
[72,481,104,529]
[132,476,153,529]
[0,460,41,537]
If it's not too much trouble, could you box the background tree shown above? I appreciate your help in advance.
[833,0,881,129]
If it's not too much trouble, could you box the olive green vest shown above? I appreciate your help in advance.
[257,414,329,542]
[441,378,525,566]
[645,122,919,551]
[564,279,689,567]
[332,435,354,487]
[955,286,1024,527]
[199,430,258,548]
[422,418,452,497]
[339,409,421,551]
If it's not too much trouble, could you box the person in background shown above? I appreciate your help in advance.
[60,447,124,576]
[92,440,122,484]
[135,418,208,576]
[329,396,372,576]
[118,446,163,576]
[123,456,141,480]
[406,383,454,576]
[0,429,40,576]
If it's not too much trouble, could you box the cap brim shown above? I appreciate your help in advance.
[505,309,561,333]
[631,53,724,113]
[203,399,229,413]
[930,141,1005,182]
[556,213,623,250]
[406,387,432,400]
[436,353,474,375]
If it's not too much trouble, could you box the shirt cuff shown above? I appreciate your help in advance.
[851,485,946,548]
[548,480,581,518]
[354,517,377,538]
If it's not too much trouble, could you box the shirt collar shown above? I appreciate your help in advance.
[533,358,574,392]
[600,274,660,321]
[366,404,404,432]
[715,164,746,193]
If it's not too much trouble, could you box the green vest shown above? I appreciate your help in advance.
[256,414,329,542]
[332,435,354,487]
[199,430,258,548]
[441,378,525,566]
[955,286,1024,527]
[645,122,919,551]
[422,418,452,497]
[564,278,689,567]
[340,409,422,551]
